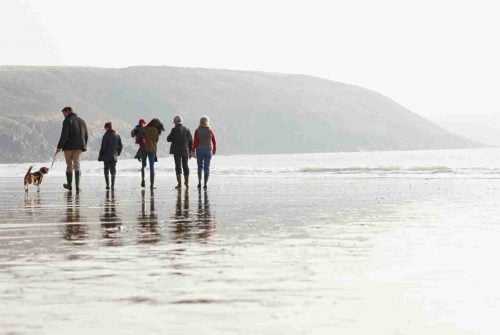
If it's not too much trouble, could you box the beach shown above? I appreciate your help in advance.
[2,149,500,334]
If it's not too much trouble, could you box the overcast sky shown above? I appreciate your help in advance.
[1,0,499,126]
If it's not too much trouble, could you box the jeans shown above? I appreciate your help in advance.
[141,152,156,182]
[196,149,212,179]
[174,154,189,176]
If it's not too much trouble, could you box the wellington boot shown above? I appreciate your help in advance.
[63,172,73,191]
[175,174,182,189]
[184,175,189,188]
[104,173,110,190]
[111,175,115,190]
[75,171,81,193]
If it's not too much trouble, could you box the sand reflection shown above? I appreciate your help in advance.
[99,190,122,246]
[195,189,216,240]
[170,189,216,243]
[24,193,42,218]
[62,192,88,243]
[137,189,160,244]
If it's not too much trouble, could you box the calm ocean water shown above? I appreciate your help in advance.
[1,148,500,334]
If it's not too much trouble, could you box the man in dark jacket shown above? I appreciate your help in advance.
[56,106,88,192]
[166,115,193,189]
[98,122,123,190]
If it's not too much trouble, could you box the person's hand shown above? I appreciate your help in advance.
[212,149,216,155]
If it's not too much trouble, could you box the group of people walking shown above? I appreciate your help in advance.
[55,106,217,192]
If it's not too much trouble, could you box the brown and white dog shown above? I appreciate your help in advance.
[24,166,49,192]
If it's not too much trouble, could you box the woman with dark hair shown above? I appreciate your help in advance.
[141,118,165,189]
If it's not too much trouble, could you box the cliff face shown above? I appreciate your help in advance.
[0,66,480,163]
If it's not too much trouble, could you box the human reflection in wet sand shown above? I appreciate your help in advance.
[171,189,192,243]
[171,189,216,243]
[62,192,88,243]
[195,189,216,240]
[137,189,160,244]
[100,190,122,246]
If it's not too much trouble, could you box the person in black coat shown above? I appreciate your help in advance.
[98,122,123,190]
[56,106,88,192]
[166,115,193,189]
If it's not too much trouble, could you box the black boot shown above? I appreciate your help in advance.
[150,174,155,190]
[63,172,73,191]
[111,175,115,190]
[203,175,209,190]
[184,174,189,188]
[175,174,182,189]
[75,171,81,193]
[104,172,110,190]
[141,168,145,188]
[197,173,202,189]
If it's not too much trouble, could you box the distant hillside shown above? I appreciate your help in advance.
[0,65,481,163]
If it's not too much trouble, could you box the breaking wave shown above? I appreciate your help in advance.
[87,165,500,177]
[299,166,455,174]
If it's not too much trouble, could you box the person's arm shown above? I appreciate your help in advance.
[56,119,69,152]
[212,130,217,155]
[98,134,106,161]
[166,128,175,142]
[83,120,89,146]
[117,135,123,156]
[192,129,198,151]
[187,129,193,151]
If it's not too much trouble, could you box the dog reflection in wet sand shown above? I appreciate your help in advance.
[137,189,160,244]
[62,192,88,243]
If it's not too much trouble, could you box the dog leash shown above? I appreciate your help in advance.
[50,152,58,169]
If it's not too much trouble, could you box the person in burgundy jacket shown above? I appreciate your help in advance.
[192,116,217,189]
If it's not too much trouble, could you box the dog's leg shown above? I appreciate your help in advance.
[37,184,40,193]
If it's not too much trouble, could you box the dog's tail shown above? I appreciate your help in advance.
[26,165,33,176]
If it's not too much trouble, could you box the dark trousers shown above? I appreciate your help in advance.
[104,160,117,176]
[174,154,189,176]
[141,152,156,182]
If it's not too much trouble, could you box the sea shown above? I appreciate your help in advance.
[1,148,500,334]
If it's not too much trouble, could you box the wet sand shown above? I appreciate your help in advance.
[2,174,500,334]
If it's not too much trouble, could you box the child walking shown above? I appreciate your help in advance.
[131,119,146,161]
[98,122,123,190]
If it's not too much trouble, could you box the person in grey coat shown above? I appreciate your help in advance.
[98,122,123,190]
[166,115,193,189]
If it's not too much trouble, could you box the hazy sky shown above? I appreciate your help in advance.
[1,0,499,126]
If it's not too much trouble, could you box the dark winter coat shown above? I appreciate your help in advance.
[167,124,193,156]
[131,125,146,145]
[98,130,123,162]
[57,113,89,151]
